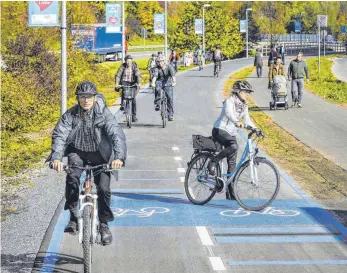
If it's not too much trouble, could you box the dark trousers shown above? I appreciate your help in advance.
[212,128,239,193]
[256,65,263,77]
[65,147,114,223]
[154,81,174,118]
[121,82,137,116]
[291,78,304,104]
[214,60,222,74]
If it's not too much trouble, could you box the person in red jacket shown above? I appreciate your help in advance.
[169,49,180,72]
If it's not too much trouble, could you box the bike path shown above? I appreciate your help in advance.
[36,59,347,273]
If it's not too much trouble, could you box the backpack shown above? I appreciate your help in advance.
[214,49,221,60]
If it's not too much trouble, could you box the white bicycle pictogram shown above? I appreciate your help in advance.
[220,207,300,217]
[112,207,170,218]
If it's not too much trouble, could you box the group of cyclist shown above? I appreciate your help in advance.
[48,42,261,245]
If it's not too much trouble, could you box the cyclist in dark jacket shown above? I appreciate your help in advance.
[213,45,223,75]
[152,55,176,121]
[115,55,141,122]
[47,81,127,245]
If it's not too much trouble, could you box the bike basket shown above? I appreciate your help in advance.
[123,87,136,99]
[192,135,222,152]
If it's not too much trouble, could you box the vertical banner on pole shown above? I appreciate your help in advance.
[240,20,247,33]
[341,25,346,35]
[28,1,59,27]
[194,19,203,34]
[106,3,122,33]
[154,13,165,34]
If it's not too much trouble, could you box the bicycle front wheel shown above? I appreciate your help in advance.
[83,206,92,273]
[161,100,167,128]
[184,152,220,205]
[233,157,280,211]
[126,100,132,128]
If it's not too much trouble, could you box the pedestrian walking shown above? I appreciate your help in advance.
[287,52,310,108]
[254,49,263,78]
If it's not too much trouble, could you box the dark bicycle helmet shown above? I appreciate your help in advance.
[75,81,98,96]
[232,80,254,93]
[152,53,157,57]
[215,45,220,49]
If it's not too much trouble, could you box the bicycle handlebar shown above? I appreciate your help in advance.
[116,84,138,90]
[243,125,264,139]
[49,162,116,172]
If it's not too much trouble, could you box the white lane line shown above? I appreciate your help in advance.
[209,257,226,271]
[174,157,182,161]
[177,168,185,173]
[196,226,214,246]
[180,177,185,182]
[172,147,179,151]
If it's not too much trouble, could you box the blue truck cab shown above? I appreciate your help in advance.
[71,24,123,61]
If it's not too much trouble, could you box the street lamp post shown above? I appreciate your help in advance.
[246,8,252,58]
[202,4,211,53]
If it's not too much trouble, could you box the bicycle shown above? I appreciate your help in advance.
[184,126,280,211]
[50,162,115,273]
[117,84,137,128]
[157,86,168,128]
[214,61,221,77]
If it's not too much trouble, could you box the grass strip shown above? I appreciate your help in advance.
[306,56,347,106]
[223,66,347,200]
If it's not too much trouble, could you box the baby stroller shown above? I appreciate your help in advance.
[269,75,289,110]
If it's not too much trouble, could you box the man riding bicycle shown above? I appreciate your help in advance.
[208,80,259,199]
[115,55,141,122]
[47,81,127,245]
[151,55,176,121]
[213,45,223,76]
[195,45,205,69]
[147,53,157,87]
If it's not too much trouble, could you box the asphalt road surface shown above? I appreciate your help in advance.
[30,59,347,273]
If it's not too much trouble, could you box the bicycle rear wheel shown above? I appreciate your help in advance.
[233,157,280,211]
[161,99,167,128]
[184,152,221,205]
[83,205,92,273]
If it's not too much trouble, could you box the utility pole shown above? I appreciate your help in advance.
[61,0,67,115]
[165,1,168,61]
[246,8,252,58]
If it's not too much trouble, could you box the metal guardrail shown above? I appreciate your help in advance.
[260,42,346,56]
[128,45,165,50]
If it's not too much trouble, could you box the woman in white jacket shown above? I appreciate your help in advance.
[209,80,258,199]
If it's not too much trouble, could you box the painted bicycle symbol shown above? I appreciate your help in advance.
[112,207,170,218]
[220,207,300,217]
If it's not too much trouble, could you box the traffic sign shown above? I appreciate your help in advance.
[141,28,147,38]
[317,15,328,27]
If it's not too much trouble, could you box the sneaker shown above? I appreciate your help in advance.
[168,116,174,121]
[291,102,296,107]
[155,105,160,111]
[64,220,78,234]
[132,116,138,122]
[120,105,124,111]
[100,223,112,245]
[298,104,302,108]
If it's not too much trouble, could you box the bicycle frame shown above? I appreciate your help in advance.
[78,169,99,245]
[197,135,259,191]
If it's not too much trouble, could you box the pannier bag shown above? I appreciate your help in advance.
[192,135,222,152]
